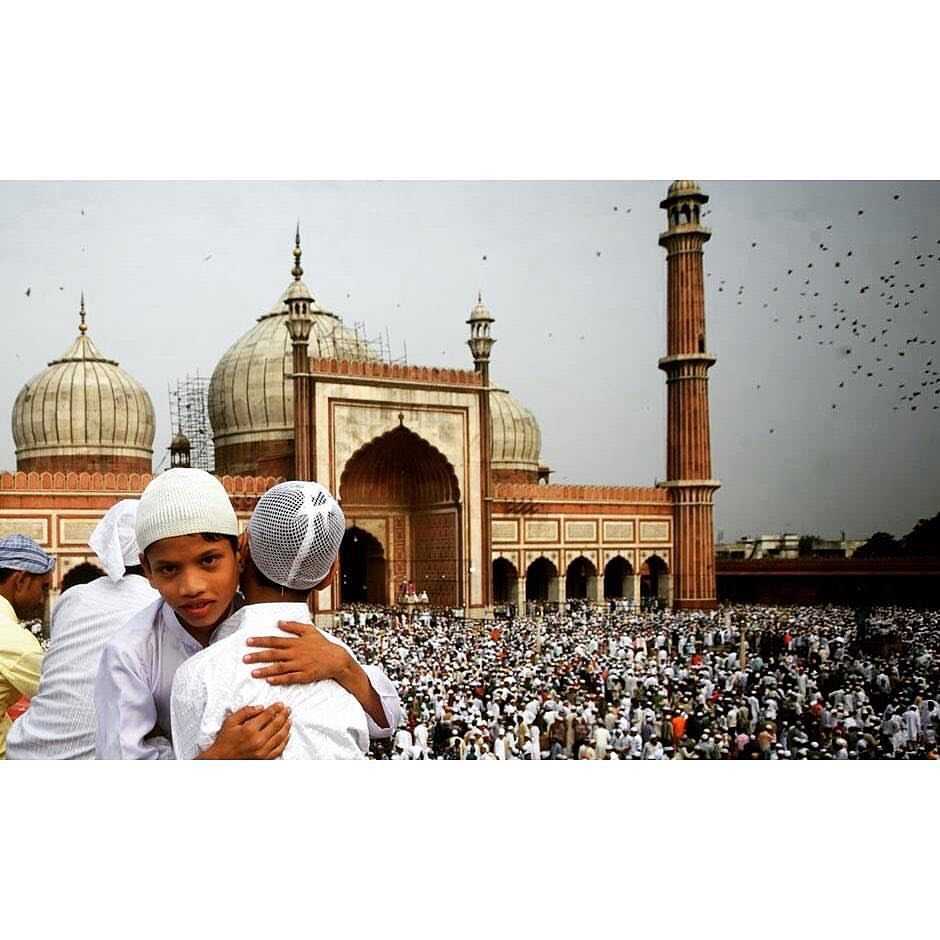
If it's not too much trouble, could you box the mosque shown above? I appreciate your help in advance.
[0,181,719,622]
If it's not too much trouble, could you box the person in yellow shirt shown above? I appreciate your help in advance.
[0,534,55,759]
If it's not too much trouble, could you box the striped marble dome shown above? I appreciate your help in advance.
[490,388,541,472]
[208,284,382,455]
[12,302,155,472]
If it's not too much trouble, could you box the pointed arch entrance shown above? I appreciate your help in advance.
[604,556,634,599]
[492,557,518,605]
[340,425,462,607]
[640,555,670,606]
[526,556,559,603]
[339,527,387,605]
[565,556,597,600]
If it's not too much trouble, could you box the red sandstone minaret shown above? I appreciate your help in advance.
[658,180,720,609]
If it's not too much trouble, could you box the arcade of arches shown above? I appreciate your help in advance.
[491,553,672,610]
[339,426,462,608]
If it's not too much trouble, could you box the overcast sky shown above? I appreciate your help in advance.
[1,181,938,542]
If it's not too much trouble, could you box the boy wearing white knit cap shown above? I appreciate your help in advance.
[170,480,399,759]
[95,469,291,759]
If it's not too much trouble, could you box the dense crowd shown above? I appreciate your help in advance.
[333,603,940,760]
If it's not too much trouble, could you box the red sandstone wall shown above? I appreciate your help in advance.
[17,455,152,475]
[0,470,281,513]
[214,439,293,479]
[492,468,540,485]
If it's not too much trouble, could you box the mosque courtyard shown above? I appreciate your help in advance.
[331,602,940,760]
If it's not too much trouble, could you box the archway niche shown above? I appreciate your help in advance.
[339,527,387,605]
[565,555,597,600]
[604,556,634,599]
[526,556,559,603]
[492,557,519,606]
[340,425,461,607]
[640,555,670,605]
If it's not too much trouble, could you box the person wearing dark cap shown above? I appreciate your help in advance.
[0,534,55,759]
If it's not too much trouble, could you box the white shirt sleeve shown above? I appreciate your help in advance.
[170,662,211,760]
[360,663,402,740]
[318,627,401,740]
[95,642,174,760]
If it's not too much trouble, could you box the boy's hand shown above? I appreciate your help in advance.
[197,704,291,759]
[243,621,352,685]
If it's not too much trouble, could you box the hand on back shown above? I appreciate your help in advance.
[200,703,291,759]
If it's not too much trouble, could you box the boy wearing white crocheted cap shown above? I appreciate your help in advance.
[169,481,400,759]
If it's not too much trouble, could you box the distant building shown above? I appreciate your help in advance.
[716,533,867,561]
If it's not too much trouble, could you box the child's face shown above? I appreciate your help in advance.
[142,534,240,633]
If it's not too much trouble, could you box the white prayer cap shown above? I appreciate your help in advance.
[135,468,238,552]
[248,480,345,591]
[89,499,141,581]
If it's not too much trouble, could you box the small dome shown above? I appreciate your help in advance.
[12,314,155,472]
[467,294,493,323]
[285,279,313,302]
[170,431,191,451]
[490,389,541,471]
[667,179,701,197]
[209,286,382,457]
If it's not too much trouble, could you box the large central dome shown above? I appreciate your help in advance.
[210,244,545,481]
[209,279,381,476]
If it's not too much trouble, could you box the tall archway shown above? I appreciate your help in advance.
[565,556,597,600]
[640,555,669,605]
[340,426,461,607]
[492,557,518,606]
[339,527,387,605]
[526,556,558,602]
[604,556,633,599]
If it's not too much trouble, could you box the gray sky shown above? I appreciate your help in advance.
[1,181,938,542]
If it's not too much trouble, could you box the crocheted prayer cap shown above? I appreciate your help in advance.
[248,481,345,590]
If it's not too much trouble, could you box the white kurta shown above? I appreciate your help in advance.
[7,575,159,760]
[95,598,204,759]
[98,598,401,760]
[170,603,373,760]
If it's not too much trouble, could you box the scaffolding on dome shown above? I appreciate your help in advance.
[348,321,408,365]
[164,373,215,472]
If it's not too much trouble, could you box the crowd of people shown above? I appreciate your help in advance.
[3,464,938,761]
[332,602,940,760]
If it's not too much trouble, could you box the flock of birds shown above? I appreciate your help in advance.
[702,191,939,423]
[19,191,940,427]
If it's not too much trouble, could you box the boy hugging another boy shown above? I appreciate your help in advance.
[171,480,387,759]
[95,469,399,759]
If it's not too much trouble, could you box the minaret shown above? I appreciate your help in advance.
[284,224,315,481]
[467,292,495,611]
[658,181,720,609]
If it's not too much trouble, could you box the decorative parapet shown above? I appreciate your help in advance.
[0,470,155,492]
[219,474,284,496]
[0,469,282,495]
[310,357,483,387]
[493,482,671,503]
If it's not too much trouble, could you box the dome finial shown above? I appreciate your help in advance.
[478,289,482,304]
[292,222,303,281]
[79,291,87,335]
